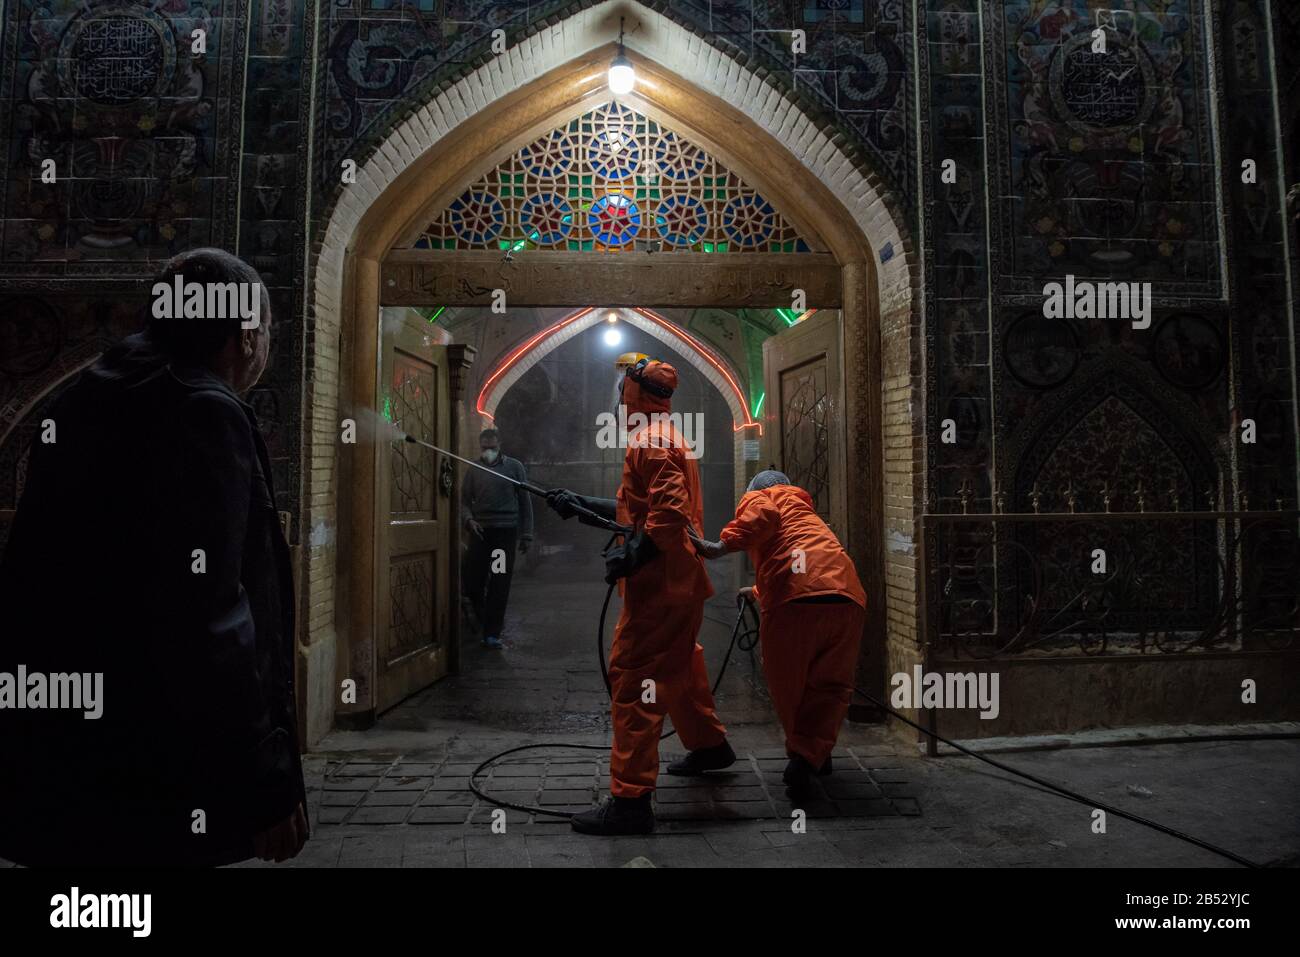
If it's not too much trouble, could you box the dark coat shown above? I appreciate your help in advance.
[0,333,307,866]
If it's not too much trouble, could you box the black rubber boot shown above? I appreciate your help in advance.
[783,755,816,799]
[666,739,737,776]
[570,794,655,835]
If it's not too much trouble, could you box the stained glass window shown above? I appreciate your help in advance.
[415,102,813,253]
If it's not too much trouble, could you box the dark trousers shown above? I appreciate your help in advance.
[464,526,518,637]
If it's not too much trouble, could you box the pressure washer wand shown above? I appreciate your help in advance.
[399,431,633,536]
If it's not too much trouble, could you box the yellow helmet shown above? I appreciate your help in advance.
[615,351,650,372]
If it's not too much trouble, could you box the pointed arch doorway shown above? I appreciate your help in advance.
[305,12,921,737]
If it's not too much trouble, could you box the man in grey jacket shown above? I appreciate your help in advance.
[461,428,533,648]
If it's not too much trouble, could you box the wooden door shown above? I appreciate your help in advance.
[377,310,452,711]
[762,310,847,540]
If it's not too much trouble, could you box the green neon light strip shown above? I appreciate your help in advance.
[752,392,765,417]
[775,308,797,326]
[426,305,446,324]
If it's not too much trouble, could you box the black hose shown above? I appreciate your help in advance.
[471,591,1258,867]
[593,582,756,730]
[596,579,614,698]
[469,589,758,818]
[468,741,610,818]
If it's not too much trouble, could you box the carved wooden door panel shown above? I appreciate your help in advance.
[377,311,451,712]
[762,310,847,541]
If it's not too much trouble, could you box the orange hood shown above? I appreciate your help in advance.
[623,360,676,417]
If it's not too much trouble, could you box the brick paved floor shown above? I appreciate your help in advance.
[4,572,1297,868]
[268,573,1299,868]
[318,746,920,828]
[246,732,1299,868]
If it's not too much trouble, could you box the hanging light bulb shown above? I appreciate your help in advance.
[608,17,635,95]
[608,53,634,95]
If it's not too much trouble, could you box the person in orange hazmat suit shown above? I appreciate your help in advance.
[546,358,734,835]
[690,469,865,799]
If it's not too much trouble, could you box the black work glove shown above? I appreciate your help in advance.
[603,530,659,584]
[546,489,618,524]
[546,488,585,520]
[687,527,728,560]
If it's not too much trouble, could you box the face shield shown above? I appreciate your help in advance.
[612,352,648,419]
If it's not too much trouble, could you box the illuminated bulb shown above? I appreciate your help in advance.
[604,327,623,347]
[608,51,635,95]
[607,311,618,323]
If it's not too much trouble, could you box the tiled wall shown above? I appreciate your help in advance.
[0,2,1296,731]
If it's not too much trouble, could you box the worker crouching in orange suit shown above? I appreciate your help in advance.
[691,470,866,799]
[546,358,734,835]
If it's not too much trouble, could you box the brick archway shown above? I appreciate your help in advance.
[300,0,923,741]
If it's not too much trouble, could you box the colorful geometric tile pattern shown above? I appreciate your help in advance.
[415,103,812,253]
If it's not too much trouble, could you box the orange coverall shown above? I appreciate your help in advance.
[720,485,866,768]
[608,362,727,797]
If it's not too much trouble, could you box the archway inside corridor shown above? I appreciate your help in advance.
[445,305,742,597]
[472,306,760,504]
[302,1,921,737]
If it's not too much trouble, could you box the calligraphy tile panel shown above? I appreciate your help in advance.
[0,1,251,270]
[988,0,1223,296]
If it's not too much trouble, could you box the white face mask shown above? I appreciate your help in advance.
[481,448,499,464]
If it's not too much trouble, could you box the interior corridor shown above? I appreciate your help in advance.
[313,568,916,828]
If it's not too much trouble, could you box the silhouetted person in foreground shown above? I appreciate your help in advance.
[0,248,308,867]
